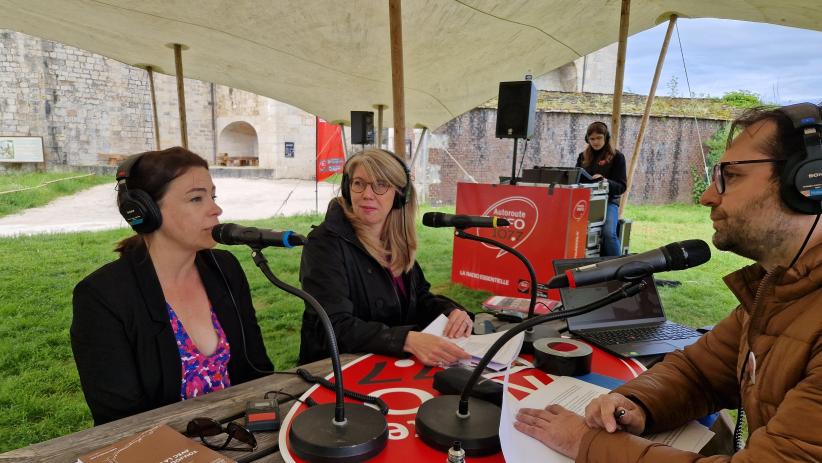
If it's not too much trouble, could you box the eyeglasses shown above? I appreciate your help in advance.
[184,417,257,451]
[711,159,785,194]
[350,177,392,195]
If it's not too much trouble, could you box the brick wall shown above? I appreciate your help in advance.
[427,109,725,204]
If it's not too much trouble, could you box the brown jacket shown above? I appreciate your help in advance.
[577,243,822,462]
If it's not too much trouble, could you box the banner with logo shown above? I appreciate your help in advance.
[452,183,590,297]
[315,118,345,181]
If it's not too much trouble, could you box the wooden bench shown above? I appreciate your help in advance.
[97,153,129,166]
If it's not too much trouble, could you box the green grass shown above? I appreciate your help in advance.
[0,202,750,452]
[0,172,112,218]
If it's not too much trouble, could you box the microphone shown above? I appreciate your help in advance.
[547,239,711,289]
[422,212,510,229]
[212,223,306,249]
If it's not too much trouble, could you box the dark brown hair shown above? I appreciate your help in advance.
[581,121,615,167]
[115,147,209,254]
[727,106,808,181]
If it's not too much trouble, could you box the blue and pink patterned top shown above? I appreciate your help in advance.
[166,304,232,400]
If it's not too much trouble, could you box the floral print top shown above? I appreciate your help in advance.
[166,304,231,400]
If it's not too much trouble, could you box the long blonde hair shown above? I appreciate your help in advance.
[338,148,417,276]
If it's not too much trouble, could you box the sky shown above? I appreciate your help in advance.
[623,18,822,105]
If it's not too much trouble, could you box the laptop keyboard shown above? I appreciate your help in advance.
[582,323,700,346]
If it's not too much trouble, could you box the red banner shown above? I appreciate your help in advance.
[315,118,346,181]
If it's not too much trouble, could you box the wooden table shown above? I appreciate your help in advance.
[0,356,354,463]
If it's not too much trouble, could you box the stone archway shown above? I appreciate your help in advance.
[218,121,259,166]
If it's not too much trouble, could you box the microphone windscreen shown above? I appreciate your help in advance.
[421,212,442,227]
[666,239,710,269]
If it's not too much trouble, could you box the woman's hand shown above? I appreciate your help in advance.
[514,405,589,459]
[584,392,646,434]
[592,173,604,180]
[443,310,472,338]
[403,331,471,367]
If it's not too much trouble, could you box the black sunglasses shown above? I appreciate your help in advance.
[711,159,785,194]
[185,417,257,452]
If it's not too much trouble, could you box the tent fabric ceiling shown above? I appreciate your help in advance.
[2,1,820,129]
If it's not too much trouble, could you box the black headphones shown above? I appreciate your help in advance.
[341,149,411,210]
[585,121,611,145]
[775,103,822,215]
[116,153,163,233]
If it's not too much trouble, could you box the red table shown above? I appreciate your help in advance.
[279,345,643,462]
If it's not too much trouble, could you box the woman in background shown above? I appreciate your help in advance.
[576,121,627,256]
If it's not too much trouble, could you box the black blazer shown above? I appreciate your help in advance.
[298,200,467,365]
[71,247,273,425]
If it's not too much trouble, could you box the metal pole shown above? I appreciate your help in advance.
[173,44,189,149]
[620,15,677,215]
[388,0,406,158]
[146,66,161,149]
[610,0,631,151]
[315,116,319,215]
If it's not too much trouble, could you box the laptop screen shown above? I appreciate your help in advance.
[552,257,666,331]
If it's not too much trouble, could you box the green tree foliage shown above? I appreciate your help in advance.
[721,90,763,108]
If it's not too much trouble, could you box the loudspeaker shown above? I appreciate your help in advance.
[775,103,822,214]
[351,111,375,145]
[495,81,537,139]
[116,154,163,234]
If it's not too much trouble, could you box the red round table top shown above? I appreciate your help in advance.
[279,344,644,462]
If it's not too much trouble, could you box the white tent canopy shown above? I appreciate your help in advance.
[2,0,820,129]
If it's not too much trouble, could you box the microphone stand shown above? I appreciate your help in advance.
[415,279,647,455]
[250,248,388,462]
[455,229,557,353]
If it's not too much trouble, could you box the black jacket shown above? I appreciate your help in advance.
[576,149,627,205]
[298,200,465,365]
[71,247,272,425]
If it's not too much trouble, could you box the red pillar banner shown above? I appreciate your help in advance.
[316,118,346,181]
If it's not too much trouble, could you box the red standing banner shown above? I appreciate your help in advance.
[315,118,345,181]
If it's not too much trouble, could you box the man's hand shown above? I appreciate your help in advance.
[584,392,646,434]
[514,405,589,459]
[443,310,472,338]
[403,331,470,367]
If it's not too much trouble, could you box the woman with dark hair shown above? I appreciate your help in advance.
[71,147,272,425]
[576,121,627,256]
[298,148,472,367]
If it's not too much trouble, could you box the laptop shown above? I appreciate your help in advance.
[551,257,703,358]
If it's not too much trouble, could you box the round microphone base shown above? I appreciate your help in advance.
[497,322,561,355]
[415,395,501,456]
[289,403,388,463]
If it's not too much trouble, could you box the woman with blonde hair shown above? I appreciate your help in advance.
[299,148,472,366]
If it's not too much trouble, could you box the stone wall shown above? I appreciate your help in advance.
[426,109,725,204]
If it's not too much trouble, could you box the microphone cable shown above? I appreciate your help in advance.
[295,368,389,415]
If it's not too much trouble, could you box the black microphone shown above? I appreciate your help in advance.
[547,239,711,288]
[422,212,510,229]
[212,223,306,249]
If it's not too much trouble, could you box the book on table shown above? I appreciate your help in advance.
[76,423,236,463]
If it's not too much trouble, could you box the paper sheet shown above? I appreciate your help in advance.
[422,314,524,370]
[500,376,715,462]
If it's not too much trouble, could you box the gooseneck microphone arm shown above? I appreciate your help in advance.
[455,229,538,319]
[457,279,646,415]
[249,249,345,421]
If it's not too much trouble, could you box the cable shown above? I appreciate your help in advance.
[788,213,821,269]
[264,389,318,408]
[674,21,709,182]
[295,368,390,415]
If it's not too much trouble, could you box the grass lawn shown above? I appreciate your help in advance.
[0,202,750,452]
[0,172,112,218]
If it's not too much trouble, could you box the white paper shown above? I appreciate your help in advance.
[421,314,524,370]
[500,376,715,462]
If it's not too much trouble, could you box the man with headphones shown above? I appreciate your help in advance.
[298,148,472,367]
[514,103,822,461]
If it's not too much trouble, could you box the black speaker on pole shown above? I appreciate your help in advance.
[495,81,537,139]
[351,111,375,145]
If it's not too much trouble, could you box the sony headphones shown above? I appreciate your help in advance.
[116,153,163,233]
[775,103,822,215]
[341,149,411,210]
[585,121,611,145]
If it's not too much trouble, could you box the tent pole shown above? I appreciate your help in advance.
[376,104,386,147]
[173,44,189,149]
[146,66,161,150]
[388,0,406,158]
[620,15,677,215]
[610,0,631,152]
